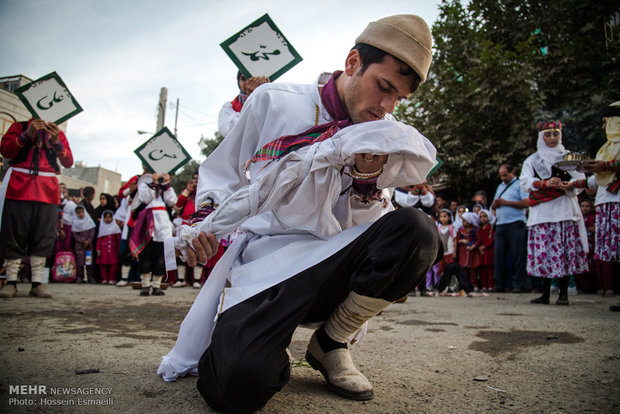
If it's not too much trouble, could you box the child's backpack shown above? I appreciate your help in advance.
[435,263,473,294]
[52,251,77,282]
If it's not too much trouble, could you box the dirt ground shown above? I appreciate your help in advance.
[0,282,619,414]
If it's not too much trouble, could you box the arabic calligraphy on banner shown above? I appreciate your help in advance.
[220,14,302,81]
[16,72,83,125]
[134,127,192,175]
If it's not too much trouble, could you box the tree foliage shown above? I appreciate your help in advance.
[199,131,226,158]
[397,0,620,199]
[170,159,200,194]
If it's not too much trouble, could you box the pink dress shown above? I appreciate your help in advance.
[96,233,121,265]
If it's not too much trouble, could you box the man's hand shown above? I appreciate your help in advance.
[43,122,60,144]
[187,232,219,267]
[243,76,270,95]
[25,119,47,138]
[162,173,171,184]
[491,198,505,209]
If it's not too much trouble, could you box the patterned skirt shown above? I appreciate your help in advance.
[527,220,588,278]
[595,202,620,262]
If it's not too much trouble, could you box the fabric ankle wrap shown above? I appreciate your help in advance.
[141,273,151,288]
[325,292,390,343]
[5,258,21,281]
[29,256,46,283]
[152,275,163,288]
[177,266,186,281]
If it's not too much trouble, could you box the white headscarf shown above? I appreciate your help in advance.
[532,127,568,179]
[97,210,121,238]
[461,211,480,228]
[71,207,96,233]
[479,208,496,225]
[595,101,620,186]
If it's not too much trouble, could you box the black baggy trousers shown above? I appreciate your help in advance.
[197,207,442,413]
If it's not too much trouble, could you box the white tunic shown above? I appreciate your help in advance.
[520,154,585,227]
[113,197,130,240]
[588,175,620,205]
[61,199,76,225]
[520,153,587,251]
[158,81,432,382]
[136,175,177,242]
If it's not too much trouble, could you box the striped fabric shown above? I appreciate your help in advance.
[248,123,345,165]
[248,71,351,167]
[528,188,565,206]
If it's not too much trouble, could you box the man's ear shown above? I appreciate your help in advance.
[344,49,362,76]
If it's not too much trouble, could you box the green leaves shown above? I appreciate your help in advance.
[396,0,619,197]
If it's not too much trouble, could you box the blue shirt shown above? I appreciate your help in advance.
[493,178,527,225]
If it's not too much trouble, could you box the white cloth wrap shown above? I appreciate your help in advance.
[158,120,437,382]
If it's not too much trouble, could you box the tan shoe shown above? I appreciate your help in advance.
[305,331,373,400]
[0,284,17,298]
[29,284,52,298]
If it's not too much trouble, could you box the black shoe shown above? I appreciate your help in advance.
[556,295,569,306]
[610,305,620,312]
[140,287,150,296]
[152,287,165,296]
[512,288,523,293]
[492,287,505,293]
[530,296,549,304]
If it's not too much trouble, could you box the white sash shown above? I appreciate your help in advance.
[0,167,57,228]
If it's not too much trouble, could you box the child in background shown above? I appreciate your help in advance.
[453,204,468,230]
[72,205,96,283]
[457,212,481,292]
[478,209,495,292]
[96,210,121,285]
[436,209,456,281]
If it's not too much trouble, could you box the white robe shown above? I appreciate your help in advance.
[158,119,437,382]
[136,175,177,242]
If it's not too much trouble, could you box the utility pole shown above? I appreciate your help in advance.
[174,97,179,137]
[156,87,167,131]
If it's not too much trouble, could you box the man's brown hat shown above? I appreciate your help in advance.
[355,15,433,83]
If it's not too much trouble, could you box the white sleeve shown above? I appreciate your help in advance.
[137,181,156,205]
[196,86,291,210]
[519,156,537,193]
[217,102,241,137]
[163,186,177,207]
[420,191,435,207]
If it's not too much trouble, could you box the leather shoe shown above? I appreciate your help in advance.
[305,331,373,400]
[29,284,52,298]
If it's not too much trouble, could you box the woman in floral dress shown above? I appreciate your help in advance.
[520,120,588,305]
[582,101,620,297]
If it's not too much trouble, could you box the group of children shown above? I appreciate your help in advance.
[428,204,496,293]
[56,189,122,285]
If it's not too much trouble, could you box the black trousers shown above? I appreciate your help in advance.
[1,199,58,259]
[137,240,165,276]
[197,208,442,413]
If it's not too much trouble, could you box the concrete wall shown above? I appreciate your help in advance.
[59,166,122,199]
